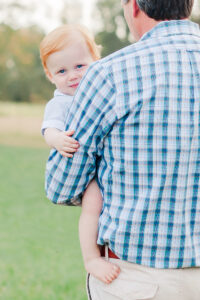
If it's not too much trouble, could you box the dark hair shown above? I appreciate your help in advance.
[136,0,194,20]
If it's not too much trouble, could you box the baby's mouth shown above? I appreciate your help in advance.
[69,83,79,89]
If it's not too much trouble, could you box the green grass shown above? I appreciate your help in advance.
[0,145,87,300]
[0,101,46,148]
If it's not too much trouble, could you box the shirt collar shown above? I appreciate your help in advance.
[140,20,200,42]
[54,89,69,97]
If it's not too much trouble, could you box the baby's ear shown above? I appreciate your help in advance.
[46,70,54,84]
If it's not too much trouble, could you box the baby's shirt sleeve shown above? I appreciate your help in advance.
[41,91,73,135]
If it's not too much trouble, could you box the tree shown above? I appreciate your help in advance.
[94,0,131,57]
[191,0,200,25]
[0,24,54,103]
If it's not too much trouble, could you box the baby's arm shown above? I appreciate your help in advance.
[44,128,79,158]
[79,179,103,261]
[42,95,79,157]
[79,180,120,284]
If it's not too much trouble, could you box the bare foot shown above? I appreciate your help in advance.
[85,257,120,284]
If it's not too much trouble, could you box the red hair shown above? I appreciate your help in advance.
[40,24,101,75]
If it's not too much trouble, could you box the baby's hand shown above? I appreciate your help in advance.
[56,130,79,158]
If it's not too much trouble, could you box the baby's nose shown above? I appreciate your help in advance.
[68,70,78,81]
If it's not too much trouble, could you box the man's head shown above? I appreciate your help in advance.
[121,0,194,40]
[136,0,194,21]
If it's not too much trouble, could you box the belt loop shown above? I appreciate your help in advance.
[86,273,92,300]
[104,239,109,261]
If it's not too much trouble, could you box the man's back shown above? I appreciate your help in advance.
[96,20,200,268]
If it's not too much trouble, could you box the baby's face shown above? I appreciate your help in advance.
[46,39,94,95]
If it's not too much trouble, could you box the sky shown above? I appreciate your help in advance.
[1,0,96,33]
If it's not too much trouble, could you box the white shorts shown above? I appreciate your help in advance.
[87,258,200,300]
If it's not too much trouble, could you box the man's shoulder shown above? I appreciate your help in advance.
[100,43,137,62]
[85,41,155,84]
[97,39,155,69]
[98,20,200,69]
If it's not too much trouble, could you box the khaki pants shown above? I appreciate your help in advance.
[87,259,200,300]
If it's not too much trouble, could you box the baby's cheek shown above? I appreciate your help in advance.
[81,68,88,78]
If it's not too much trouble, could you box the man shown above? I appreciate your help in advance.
[46,0,200,299]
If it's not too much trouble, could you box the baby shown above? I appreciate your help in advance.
[40,24,120,284]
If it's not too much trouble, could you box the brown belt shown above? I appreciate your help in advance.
[101,245,119,259]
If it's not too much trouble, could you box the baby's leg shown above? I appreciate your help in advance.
[79,180,120,284]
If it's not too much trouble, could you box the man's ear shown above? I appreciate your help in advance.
[132,0,140,17]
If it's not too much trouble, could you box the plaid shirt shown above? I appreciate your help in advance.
[46,20,200,269]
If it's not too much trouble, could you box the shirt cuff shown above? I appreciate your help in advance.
[41,120,65,135]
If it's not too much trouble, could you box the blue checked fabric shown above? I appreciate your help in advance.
[46,20,200,268]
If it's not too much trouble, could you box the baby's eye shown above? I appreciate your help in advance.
[58,69,66,74]
[76,64,84,69]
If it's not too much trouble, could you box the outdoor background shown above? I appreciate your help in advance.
[0,1,200,299]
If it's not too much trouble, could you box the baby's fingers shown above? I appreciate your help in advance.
[59,150,73,158]
[64,136,79,145]
[64,141,79,149]
[64,131,79,144]
[65,130,75,136]
[63,146,78,153]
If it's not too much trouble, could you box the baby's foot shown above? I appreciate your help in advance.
[85,257,120,284]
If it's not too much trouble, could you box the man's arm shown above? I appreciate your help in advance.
[45,61,117,205]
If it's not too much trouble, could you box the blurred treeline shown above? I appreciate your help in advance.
[0,24,54,103]
[0,0,199,103]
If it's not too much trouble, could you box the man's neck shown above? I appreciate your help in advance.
[135,11,161,40]
[136,12,189,40]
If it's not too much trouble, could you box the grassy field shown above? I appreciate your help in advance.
[0,102,87,300]
[0,102,46,148]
